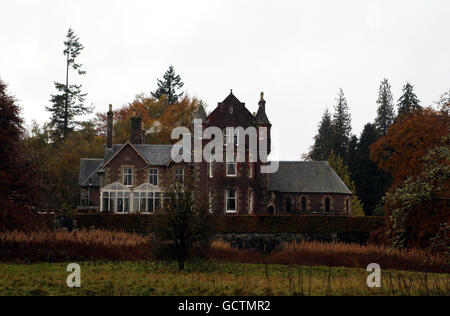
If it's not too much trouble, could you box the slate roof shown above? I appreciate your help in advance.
[103,144,174,166]
[268,161,352,194]
[79,158,104,186]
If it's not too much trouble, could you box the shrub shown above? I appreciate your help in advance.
[75,214,384,235]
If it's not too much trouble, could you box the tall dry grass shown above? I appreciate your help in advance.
[0,230,153,262]
[1,230,447,273]
[209,240,449,273]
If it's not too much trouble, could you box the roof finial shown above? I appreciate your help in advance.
[230,89,233,94]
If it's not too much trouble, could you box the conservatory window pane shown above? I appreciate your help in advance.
[155,192,161,211]
[110,192,116,212]
[133,193,140,212]
[147,197,154,213]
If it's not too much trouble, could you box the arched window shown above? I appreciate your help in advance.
[325,197,331,212]
[301,197,307,212]
[286,197,292,213]
[345,198,350,213]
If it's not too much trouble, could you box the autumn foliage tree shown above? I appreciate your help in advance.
[370,107,450,249]
[95,94,203,145]
[370,108,449,186]
[0,79,42,232]
[25,122,104,213]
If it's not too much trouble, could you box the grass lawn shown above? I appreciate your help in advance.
[0,261,448,296]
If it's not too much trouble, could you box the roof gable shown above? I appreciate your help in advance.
[101,141,149,168]
[208,91,256,128]
[102,143,174,167]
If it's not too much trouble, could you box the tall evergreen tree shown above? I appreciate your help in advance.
[331,89,352,159]
[375,78,395,134]
[354,123,391,215]
[46,28,90,141]
[309,109,333,160]
[397,82,421,117]
[346,134,359,182]
[151,65,184,104]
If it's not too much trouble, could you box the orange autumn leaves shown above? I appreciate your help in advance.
[370,108,449,187]
[369,107,449,249]
[96,94,204,145]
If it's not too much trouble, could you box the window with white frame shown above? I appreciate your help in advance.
[101,188,130,213]
[226,160,237,176]
[226,188,237,213]
[149,168,158,186]
[248,189,254,214]
[175,168,184,183]
[123,168,133,186]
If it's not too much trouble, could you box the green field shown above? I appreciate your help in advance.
[0,262,448,296]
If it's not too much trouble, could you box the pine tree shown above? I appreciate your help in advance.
[397,82,421,117]
[331,89,352,159]
[309,109,333,160]
[346,135,359,182]
[354,123,391,215]
[328,151,364,216]
[46,28,90,141]
[151,65,184,104]
[375,78,395,134]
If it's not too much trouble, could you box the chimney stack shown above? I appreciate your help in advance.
[106,104,113,149]
[130,110,143,144]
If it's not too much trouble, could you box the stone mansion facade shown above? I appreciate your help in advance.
[78,92,352,215]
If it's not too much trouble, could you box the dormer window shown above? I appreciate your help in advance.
[123,168,133,186]
[230,106,233,114]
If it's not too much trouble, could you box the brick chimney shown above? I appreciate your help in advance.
[106,104,113,149]
[130,110,143,144]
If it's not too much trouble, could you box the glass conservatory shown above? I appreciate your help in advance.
[100,182,163,213]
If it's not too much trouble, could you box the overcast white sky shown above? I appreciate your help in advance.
[1,0,449,159]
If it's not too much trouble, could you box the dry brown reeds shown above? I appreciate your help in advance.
[1,231,447,273]
[209,240,448,273]
[0,230,153,262]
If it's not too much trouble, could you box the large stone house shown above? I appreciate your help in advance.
[78,92,352,215]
